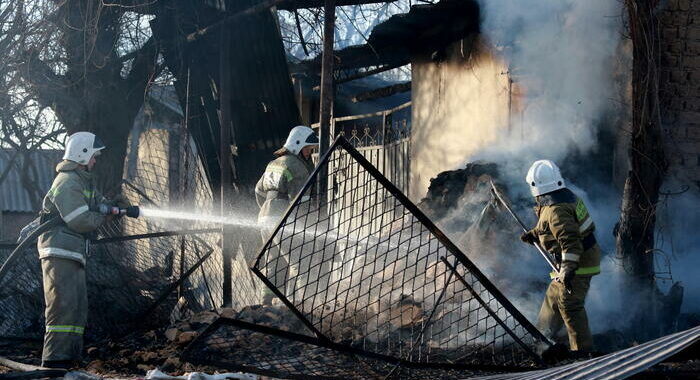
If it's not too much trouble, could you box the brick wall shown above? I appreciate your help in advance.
[659,0,700,188]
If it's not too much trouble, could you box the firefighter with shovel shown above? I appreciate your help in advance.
[519,160,601,354]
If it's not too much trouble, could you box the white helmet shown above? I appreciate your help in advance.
[525,160,566,197]
[283,125,319,155]
[63,132,106,165]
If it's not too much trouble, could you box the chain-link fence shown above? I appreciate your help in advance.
[183,317,518,380]
[0,119,261,342]
[184,136,551,379]
[0,245,44,340]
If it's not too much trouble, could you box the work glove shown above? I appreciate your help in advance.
[111,193,131,208]
[97,203,120,216]
[560,261,578,292]
[519,230,538,245]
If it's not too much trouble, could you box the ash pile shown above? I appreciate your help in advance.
[418,162,550,300]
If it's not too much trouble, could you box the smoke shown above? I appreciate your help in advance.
[654,188,700,313]
[426,0,700,341]
[424,0,628,334]
[473,0,622,168]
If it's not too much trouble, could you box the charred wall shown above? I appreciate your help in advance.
[410,37,513,201]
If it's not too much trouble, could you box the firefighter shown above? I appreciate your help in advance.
[255,126,318,304]
[38,132,135,368]
[519,160,600,353]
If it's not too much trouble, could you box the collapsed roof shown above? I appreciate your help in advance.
[293,0,481,76]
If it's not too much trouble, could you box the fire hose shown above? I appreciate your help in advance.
[0,206,140,283]
[489,181,572,293]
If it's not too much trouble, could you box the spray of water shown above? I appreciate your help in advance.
[139,207,402,251]
[139,207,262,228]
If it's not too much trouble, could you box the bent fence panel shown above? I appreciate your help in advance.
[184,136,550,379]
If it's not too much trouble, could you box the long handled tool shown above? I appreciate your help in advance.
[489,180,559,272]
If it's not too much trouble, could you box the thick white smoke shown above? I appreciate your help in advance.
[440,0,700,340]
[437,0,628,335]
[475,0,622,167]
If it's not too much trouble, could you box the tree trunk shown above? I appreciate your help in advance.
[616,0,668,341]
[20,1,157,193]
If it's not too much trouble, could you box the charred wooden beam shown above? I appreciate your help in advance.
[311,63,406,90]
[187,0,396,42]
[219,25,234,308]
[318,0,336,206]
[277,0,396,10]
[351,81,410,103]
[186,0,285,42]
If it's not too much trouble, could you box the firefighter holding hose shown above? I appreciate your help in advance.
[519,160,600,354]
[255,126,318,305]
[38,132,139,369]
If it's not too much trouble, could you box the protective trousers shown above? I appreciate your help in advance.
[537,275,593,351]
[41,257,87,362]
[260,227,289,303]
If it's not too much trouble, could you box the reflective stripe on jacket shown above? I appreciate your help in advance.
[37,160,108,265]
[532,188,601,277]
[255,153,314,224]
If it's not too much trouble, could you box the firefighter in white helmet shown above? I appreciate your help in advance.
[520,160,600,353]
[255,126,319,304]
[38,132,136,368]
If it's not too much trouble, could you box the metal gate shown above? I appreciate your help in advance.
[184,136,551,379]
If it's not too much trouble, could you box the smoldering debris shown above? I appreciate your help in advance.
[417,161,548,306]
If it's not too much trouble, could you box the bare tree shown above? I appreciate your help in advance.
[4,0,162,192]
[616,0,668,340]
[0,1,65,209]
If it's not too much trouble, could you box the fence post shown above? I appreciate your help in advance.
[219,23,233,308]
[318,0,336,211]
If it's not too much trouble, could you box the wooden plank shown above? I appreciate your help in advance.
[351,81,411,103]
[278,0,395,10]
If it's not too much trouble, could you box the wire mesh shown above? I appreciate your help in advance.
[0,121,261,341]
[251,136,550,370]
[0,246,44,340]
[183,317,509,380]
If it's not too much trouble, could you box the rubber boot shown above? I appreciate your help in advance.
[42,360,76,369]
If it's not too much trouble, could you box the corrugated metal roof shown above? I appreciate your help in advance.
[0,150,63,213]
[151,0,299,190]
[226,0,301,187]
[466,325,700,380]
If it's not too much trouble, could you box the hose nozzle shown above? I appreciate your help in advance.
[123,206,140,218]
[97,204,140,218]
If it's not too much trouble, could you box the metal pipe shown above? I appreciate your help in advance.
[489,180,559,272]
[219,24,234,308]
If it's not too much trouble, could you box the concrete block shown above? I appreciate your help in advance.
[679,111,700,124]
[684,55,700,68]
[686,41,700,56]
[683,97,700,111]
[688,28,700,41]
[662,53,680,67]
[677,141,700,153]
[687,125,700,139]
[667,125,688,139]
[670,70,689,83]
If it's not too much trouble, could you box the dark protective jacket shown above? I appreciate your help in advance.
[531,188,601,278]
[37,160,108,265]
[255,153,314,224]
